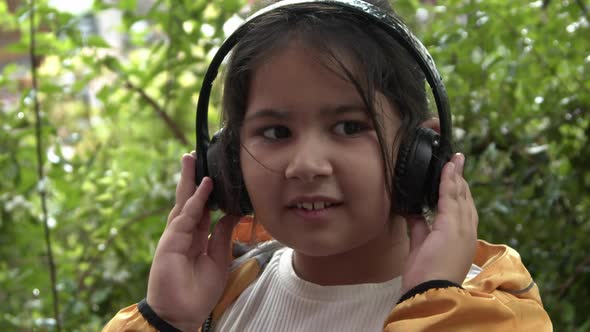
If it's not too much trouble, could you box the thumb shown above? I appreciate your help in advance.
[406,217,430,252]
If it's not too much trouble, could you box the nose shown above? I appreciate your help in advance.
[284,136,333,183]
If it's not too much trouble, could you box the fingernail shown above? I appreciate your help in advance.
[455,153,465,174]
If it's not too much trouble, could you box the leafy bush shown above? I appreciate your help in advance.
[0,0,587,330]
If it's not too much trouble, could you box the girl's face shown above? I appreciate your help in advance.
[239,41,401,257]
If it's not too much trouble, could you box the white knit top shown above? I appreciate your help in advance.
[214,247,403,332]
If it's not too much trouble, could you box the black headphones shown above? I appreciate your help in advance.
[195,0,453,216]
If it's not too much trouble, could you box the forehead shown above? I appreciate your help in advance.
[244,39,400,136]
[247,39,365,113]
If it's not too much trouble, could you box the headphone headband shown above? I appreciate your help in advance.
[195,0,452,204]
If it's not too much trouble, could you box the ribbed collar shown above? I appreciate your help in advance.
[277,248,402,302]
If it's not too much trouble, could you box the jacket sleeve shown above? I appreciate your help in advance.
[383,240,553,331]
[102,303,158,332]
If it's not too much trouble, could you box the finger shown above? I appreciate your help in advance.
[433,161,460,232]
[462,182,479,254]
[458,177,467,200]
[454,154,467,199]
[406,217,430,252]
[453,153,465,176]
[454,178,472,238]
[464,180,479,230]
[438,161,458,201]
[208,215,241,266]
[187,208,211,258]
[453,152,476,229]
[168,153,197,224]
[169,177,213,233]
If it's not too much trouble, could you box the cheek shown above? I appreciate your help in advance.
[240,150,257,201]
[240,150,278,211]
[342,142,391,216]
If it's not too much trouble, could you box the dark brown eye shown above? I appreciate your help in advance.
[334,121,366,136]
[262,126,291,140]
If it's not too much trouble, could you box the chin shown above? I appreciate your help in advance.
[287,237,366,258]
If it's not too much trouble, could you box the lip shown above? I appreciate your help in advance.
[285,195,343,222]
[289,206,336,220]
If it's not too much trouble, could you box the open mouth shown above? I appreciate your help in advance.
[289,201,342,211]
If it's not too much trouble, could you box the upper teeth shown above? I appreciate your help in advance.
[296,202,333,210]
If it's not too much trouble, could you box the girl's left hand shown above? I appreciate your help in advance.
[401,153,478,294]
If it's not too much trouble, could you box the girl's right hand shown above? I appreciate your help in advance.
[146,153,240,331]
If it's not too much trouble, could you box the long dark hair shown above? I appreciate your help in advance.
[218,0,431,215]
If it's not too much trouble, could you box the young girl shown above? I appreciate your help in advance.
[104,0,551,331]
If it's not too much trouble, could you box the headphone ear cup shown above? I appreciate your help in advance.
[205,132,224,211]
[393,127,443,215]
[423,142,448,211]
[206,130,253,216]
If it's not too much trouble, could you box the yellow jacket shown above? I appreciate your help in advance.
[103,221,552,331]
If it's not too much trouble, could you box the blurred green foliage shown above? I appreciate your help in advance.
[0,0,588,330]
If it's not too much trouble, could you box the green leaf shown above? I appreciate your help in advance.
[119,0,137,11]
[85,35,111,48]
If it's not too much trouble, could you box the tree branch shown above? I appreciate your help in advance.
[556,253,590,299]
[76,206,169,293]
[124,79,190,146]
[29,1,62,330]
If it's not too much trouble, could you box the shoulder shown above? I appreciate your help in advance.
[228,217,281,273]
[210,232,284,326]
[464,239,538,299]
[383,239,552,331]
[230,240,285,272]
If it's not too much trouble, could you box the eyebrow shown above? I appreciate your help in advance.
[243,109,289,122]
[243,105,367,122]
